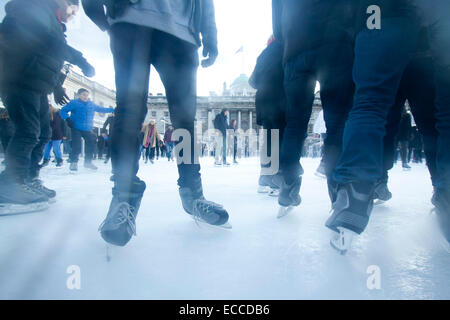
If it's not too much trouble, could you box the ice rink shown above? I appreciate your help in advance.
[0,157,449,299]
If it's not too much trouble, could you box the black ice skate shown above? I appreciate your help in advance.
[99,178,146,247]
[70,162,78,172]
[402,163,412,171]
[0,175,49,215]
[40,159,50,168]
[431,189,450,245]
[373,181,392,205]
[277,177,302,219]
[179,184,231,229]
[56,158,63,168]
[326,183,374,255]
[26,178,56,201]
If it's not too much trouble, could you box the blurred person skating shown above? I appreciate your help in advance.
[164,125,175,161]
[272,0,356,218]
[0,0,95,213]
[213,109,230,166]
[102,114,114,163]
[60,88,113,171]
[249,37,285,197]
[230,119,239,165]
[41,105,67,168]
[84,0,230,248]
[0,107,14,165]
[142,120,158,164]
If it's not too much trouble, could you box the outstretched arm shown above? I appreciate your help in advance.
[94,105,114,114]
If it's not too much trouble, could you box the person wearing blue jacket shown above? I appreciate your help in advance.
[60,88,113,171]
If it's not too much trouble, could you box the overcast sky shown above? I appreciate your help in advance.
[1,0,273,96]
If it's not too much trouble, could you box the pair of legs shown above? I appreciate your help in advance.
[280,43,354,186]
[1,88,50,182]
[166,142,174,160]
[144,146,155,161]
[109,23,200,194]
[214,134,226,164]
[43,140,63,161]
[69,128,96,164]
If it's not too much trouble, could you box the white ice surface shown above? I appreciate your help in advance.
[0,157,449,299]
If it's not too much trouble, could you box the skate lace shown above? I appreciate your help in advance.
[99,202,137,236]
[192,199,222,227]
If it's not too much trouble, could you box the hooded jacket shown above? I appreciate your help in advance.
[0,0,91,94]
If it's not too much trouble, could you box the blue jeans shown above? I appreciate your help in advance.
[166,142,174,160]
[333,17,420,185]
[43,140,62,160]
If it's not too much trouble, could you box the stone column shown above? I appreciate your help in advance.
[249,111,253,130]
[238,110,241,129]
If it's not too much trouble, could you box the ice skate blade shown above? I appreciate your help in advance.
[374,199,386,206]
[257,185,271,194]
[191,216,232,230]
[329,227,356,255]
[314,171,326,179]
[0,202,49,216]
[277,206,294,219]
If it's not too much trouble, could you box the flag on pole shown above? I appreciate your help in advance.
[235,45,244,54]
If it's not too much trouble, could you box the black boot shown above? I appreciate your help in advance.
[56,158,63,167]
[99,178,146,246]
[432,188,450,243]
[325,182,374,234]
[179,179,229,227]
[278,176,302,208]
[26,178,56,199]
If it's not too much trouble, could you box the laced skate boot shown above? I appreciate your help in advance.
[402,163,412,171]
[84,162,98,170]
[26,178,56,199]
[40,158,50,168]
[326,182,374,254]
[99,178,146,246]
[373,181,392,204]
[179,180,231,229]
[258,174,280,194]
[277,177,302,218]
[432,188,450,244]
[0,175,49,215]
[70,162,78,172]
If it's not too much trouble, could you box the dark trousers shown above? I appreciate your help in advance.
[0,119,14,155]
[280,42,354,184]
[109,23,199,193]
[70,128,96,164]
[144,146,155,161]
[1,88,50,181]
[333,17,420,185]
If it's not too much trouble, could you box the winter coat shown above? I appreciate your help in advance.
[50,110,66,141]
[213,112,228,137]
[272,0,356,63]
[249,40,286,130]
[142,124,159,148]
[83,0,217,48]
[60,99,114,132]
[164,128,174,143]
[102,115,115,135]
[0,0,91,94]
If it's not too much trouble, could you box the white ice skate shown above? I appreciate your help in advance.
[257,185,271,193]
[277,205,294,219]
[269,188,280,197]
[330,227,357,255]
[0,201,49,216]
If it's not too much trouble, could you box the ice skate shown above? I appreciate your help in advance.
[325,183,373,254]
[402,163,412,171]
[373,181,392,205]
[0,175,50,216]
[179,182,230,229]
[431,189,450,245]
[258,174,280,195]
[330,227,357,255]
[40,159,50,168]
[56,158,63,168]
[70,162,78,172]
[99,178,146,247]
[314,162,326,179]
[277,177,301,219]
[84,162,98,170]
[26,179,56,202]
